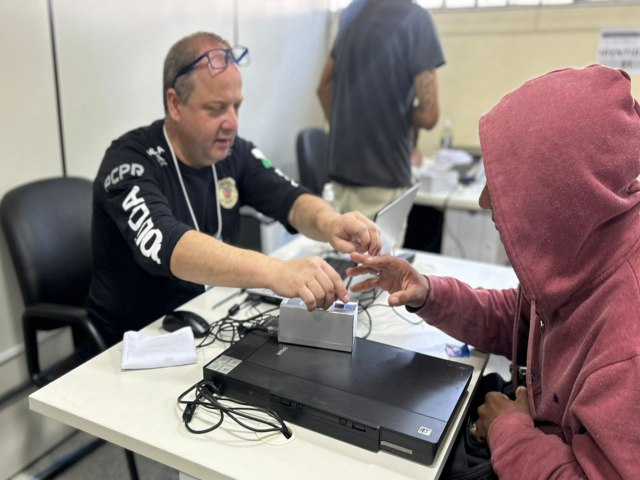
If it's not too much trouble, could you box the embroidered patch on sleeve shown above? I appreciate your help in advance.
[251,147,273,169]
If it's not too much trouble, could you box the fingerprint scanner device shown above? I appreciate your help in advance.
[278,298,357,352]
[203,333,473,466]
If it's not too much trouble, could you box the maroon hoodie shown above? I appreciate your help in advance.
[414,65,640,478]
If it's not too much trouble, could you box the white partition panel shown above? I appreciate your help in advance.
[1,0,63,364]
[53,0,234,178]
[237,0,329,176]
[0,2,75,477]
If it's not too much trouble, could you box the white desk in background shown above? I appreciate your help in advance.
[29,238,517,480]
[414,183,508,265]
[414,182,484,212]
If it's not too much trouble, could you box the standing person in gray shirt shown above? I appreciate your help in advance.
[317,0,445,220]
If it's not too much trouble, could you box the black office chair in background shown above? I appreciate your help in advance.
[296,127,330,196]
[0,176,139,479]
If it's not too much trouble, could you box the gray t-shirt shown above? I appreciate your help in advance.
[329,0,445,188]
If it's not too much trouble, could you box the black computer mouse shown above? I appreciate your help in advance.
[162,310,210,338]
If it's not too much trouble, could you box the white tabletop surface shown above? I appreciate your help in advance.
[30,238,517,480]
[415,183,485,211]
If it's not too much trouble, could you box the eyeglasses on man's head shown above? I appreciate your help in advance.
[172,46,250,88]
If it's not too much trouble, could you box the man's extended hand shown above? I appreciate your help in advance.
[327,211,382,256]
[471,386,531,443]
[347,252,430,309]
[269,257,349,311]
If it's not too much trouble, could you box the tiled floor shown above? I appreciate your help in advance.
[10,430,178,480]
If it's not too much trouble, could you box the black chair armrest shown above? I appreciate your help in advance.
[23,303,107,386]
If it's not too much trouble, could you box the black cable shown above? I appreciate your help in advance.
[209,288,246,311]
[358,306,373,339]
[227,303,241,316]
[178,383,224,434]
[197,303,280,348]
[237,313,279,338]
[229,305,280,323]
[355,287,383,339]
[177,381,291,439]
[356,286,382,308]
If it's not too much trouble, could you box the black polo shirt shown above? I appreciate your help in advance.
[87,120,308,345]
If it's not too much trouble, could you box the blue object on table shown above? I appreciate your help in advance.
[445,343,470,358]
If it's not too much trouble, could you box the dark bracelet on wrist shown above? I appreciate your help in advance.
[405,302,425,313]
[405,275,430,313]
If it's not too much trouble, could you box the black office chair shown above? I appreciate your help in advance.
[0,176,139,479]
[296,127,330,196]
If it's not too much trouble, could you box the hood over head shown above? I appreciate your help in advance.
[479,65,640,313]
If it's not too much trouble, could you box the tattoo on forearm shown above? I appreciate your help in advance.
[415,71,434,112]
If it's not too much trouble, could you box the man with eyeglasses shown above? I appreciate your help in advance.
[87,32,381,347]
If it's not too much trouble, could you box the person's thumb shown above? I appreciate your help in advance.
[515,386,528,401]
[389,292,407,306]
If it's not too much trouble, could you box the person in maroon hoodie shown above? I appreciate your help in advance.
[348,64,640,479]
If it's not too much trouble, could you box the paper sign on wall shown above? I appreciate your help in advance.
[597,28,640,75]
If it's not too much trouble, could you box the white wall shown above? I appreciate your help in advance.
[54,0,234,179]
[0,1,76,477]
[54,0,328,179]
[238,0,329,176]
[424,3,640,154]
[0,0,330,477]
[0,0,63,360]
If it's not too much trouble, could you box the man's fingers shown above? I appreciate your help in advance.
[320,260,348,300]
[299,287,317,311]
[348,212,381,254]
[350,251,368,265]
[299,261,347,310]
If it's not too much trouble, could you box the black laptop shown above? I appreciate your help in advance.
[203,332,473,465]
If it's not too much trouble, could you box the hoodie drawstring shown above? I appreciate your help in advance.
[511,287,523,391]
[526,299,538,418]
[511,287,537,418]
